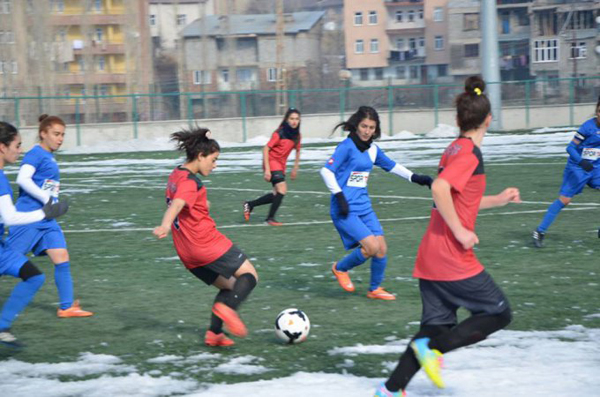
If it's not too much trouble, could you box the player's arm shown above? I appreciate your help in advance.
[153,198,186,239]
[376,148,432,188]
[290,146,300,180]
[431,178,478,249]
[16,164,51,204]
[479,188,521,210]
[567,129,593,172]
[0,194,67,225]
[263,145,272,182]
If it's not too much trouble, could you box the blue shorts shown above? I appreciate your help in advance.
[559,165,600,197]
[0,241,29,278]
[6,220,67,256]
[332,211,383,250]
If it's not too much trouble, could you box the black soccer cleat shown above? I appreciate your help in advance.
[532,230,545,248]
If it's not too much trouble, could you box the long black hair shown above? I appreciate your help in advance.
[170,127,220,162]
[0,121,19,147]
[455,76,491,133]
[278,108,301,144]
[332,106,381,140]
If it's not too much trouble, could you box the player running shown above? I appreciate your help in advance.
[153,127,258,347]
[7,115,93,318]
[243,108,301,226]
[320,106,433,300]
[0,122,68,346]
[375,76,520,396]
[532,96,600,247]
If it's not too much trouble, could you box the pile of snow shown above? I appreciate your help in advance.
[425,124,458,138]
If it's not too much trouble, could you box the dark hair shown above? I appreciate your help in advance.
[455,76,491,133]
[0,121,18,147]
[333,106,381,140]
[596,95,600,111]
[170,127,220,162]
[280,108,301,128]
[38,114,66,141]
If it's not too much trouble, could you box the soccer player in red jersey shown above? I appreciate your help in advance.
[244,108,302,226]
[153,127,258,347]
[375,76,521,396]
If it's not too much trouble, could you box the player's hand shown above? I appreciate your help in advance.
[500,187,522,204]
[411,174,433,189]
[454,227,479,250]
[153,226,170,239]
[42,199,69,219]
[264,171,271,182]
[290,168,298,180]
[579,159,594,172]
[335,192,349,218]
[206,200,211,210]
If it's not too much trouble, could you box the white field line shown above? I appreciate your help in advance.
[62,206,598,234]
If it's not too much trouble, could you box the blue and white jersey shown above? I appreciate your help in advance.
[324,138,397,214]
[0,170,13,234]
[569,118,600,168]
[16,145,60,211]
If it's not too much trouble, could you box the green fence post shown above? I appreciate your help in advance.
[568,78,574,126]
[201,91,206,119]
[94,85,100,122]
[433,84,439,129]
[75,98,81,146]
[132,95,139,139]
[387,83,393,136]
[14,98,20,129]
[187,93,193,128]
[240,92,247,143]
[289,90,296,109]
[525,80,530,129]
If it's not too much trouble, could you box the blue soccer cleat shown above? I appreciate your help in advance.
[374,382,406,397]
[411,337,445,389]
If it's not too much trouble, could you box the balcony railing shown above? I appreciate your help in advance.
[389,48,425,62]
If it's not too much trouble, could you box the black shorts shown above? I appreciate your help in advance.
[270,171,286,186]
[188,245,248,285]
[419,270,510,326]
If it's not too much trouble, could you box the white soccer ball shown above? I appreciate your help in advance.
[274,308,310,344]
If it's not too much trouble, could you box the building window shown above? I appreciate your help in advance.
[221,69,229,83]
[0,61,4,74]
[56,0,64,13]
[395,11,402,22]
[464,44,479,57]
[410,65,419,80]
[396,38,404,50]
[395,66,406,79]
[94,0,102,12]
[97,56,105,71]
[533,39,558,63]
[267,67,277,82]
[354,12,363,26]
[434,36,444,51]
[370,39,379,53]
[463,13,479,31]
[95,28,103,42]
[408,10,415,22]
[433,7,443,22]
[236,68,254,82]
[418,37,425,48]
[418,9,423,20]
[374,68,384,80]
[408,38,416,50]
[355,39,364,54]
[517,10,529,26]
[5,30,13,44]
[501,12,510,34]
[99,85,109,96]
[78,57,85,72]
[368,11,377,25]
[177,14,187,26]
[1,0,11,14]
[570,42,587,59]
[567,11,594,30]
[56,29,67,42]
[150,14,156,26]
[437,64,447,77]
[193,70,211,84]
[10,60,16,74]
[359,68,369,81]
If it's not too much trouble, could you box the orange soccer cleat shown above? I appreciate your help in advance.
[243,202,252,222]
[367,287,396,300]
[57,300,94,318]
[204,330,235,347]
[265,218,283,226]
[212,302,247,337]
[332,263,355,292]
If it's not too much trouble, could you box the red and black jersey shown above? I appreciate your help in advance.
[166,166,232,269]
[266,128,301,173]
[414,137,486,281]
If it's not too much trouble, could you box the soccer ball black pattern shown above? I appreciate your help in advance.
[274,308,310,344]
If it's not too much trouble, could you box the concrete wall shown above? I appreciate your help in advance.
[17,102,596,151]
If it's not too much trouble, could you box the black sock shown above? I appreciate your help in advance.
[267,193,284,220]
[209,290,229,333]
[229,273,257,310]
[248,193,274,209]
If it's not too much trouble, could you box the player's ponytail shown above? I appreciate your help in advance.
[38,114,66,141]
[0,121,18,147]
[171,127,220,162]
[332,106,381,140]
[455,75,491,133]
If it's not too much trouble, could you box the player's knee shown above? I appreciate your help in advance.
[277,184,287,195]
[559,196,571,206]
[18,261,44,283]
[363,242,379,258]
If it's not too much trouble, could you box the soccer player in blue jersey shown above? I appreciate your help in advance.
[320,106,433,300]
[533,97,600,247]
[7,115,93,318]
[0,122,68,346]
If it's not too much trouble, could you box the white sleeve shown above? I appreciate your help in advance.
[320,167,342,194]
[389,164,414,182]
[16,164,51,204]
[0,195,45,226]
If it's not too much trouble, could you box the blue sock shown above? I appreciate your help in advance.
[336,247,367,272]
[538,200,566,233]
[55,262,74,310]
[0,274,45,330]
[370,256,387,291]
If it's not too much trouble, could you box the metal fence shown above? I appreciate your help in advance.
[2,76,599,135]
